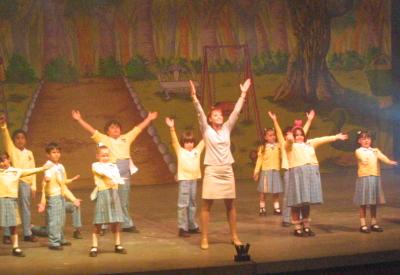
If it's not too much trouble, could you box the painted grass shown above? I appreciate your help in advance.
[131,70,385,179]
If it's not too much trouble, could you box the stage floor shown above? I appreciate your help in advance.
[2,170,400,274]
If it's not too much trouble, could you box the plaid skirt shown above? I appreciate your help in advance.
[287,165,323,207]
[93,189,124,224]
[257,169,283,194]
[0,197,21,227]
[353,176,386,206]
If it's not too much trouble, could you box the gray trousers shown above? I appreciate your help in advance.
[30,201,81,237]
[116,159,135,229]
[282,171,291,223]
[177,180,198,231]
[4,181,32,237]
[47,195,65,247]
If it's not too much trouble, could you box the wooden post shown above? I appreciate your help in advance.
[392,0,400,171]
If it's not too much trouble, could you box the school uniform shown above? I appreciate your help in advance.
[1,125,36,237]
[0,167,44,228]
[91,162,124,224]
[286,136,337,207]
[353,147,390,205]
[170,127,204,231]
[91,127,141,229]
[254,143,283,194]
[41,161,78,247]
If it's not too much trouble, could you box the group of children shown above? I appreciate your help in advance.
[0,92,397,257]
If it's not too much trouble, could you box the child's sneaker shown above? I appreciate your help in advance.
[259,207,266,216]
[73,229,83,239]
[178,229,190,237]
[12,247,25,257]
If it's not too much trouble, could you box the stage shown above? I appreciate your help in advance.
[1,170,400,274]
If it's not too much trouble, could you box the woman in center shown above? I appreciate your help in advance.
[189,79,251,250]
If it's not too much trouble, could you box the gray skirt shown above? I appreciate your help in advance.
[93,189,124,224]
[353,176,386,206]
[287,165,323,207]
[257,169,283,194]
[0,197,21,227]
[202,165,235,199]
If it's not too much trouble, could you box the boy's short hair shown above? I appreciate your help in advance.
[45,142,61,154]
[12,129,27,141]
[180,131,196,147]
[104,120,122,133]
[0,151,9,162]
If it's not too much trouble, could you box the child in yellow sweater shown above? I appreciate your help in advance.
[0,115,38,244]
[354,130,397,233]
[253,128,283,215]
[165,117,204,237]
[90,145,126,257]
[38,142,81,250]
[0,152,48,256]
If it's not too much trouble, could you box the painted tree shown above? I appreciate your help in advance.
[231,0,260,58]
[193,0,228,59]
[135,0,157,63]
[274,0,353,102]
[266,0,288,53]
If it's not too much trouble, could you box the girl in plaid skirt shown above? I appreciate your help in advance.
[0,152,48,256]
[355,130,397,233]
[89,145,126,257]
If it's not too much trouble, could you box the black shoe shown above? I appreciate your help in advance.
[89,247,98,257]
[73,230,83,239]
[3,236,11,245]
[303,227,316,237]
[293,229,304,237]
[359,225,370,234]
[370,224,384,232]
[188,227,201,234]
[273,208,282,215]
[49,245,63,251]
[24,235,39,242]
[115,245,127,254]
[12,247,25,257]
[259,207,266,216]
[281,222,291,227]
[61,241,72,246]
[178,229,190,237]
[122,227,140,233]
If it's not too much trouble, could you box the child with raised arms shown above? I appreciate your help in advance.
[354,130,397,233]
[72,110,158,233]
[0,115,38,244]
[165,117,204,237]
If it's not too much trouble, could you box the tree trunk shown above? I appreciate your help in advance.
[11,22,29,57]
[255,14,270,54]
[96,9,116,59]
[274,0,347,102]
[267,0,288,53]
[178,14,190,59]
[75,16,95,74]
[136,0,156,63]
[164,5,178,58]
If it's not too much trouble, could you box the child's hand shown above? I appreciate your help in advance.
[147,112,158,121]
[267,111,277,121]
[71,175,80,182]
[71,110,82,121]
[390,160,398,166]
[287,132,294,142]
[336,133,348,141]
[240,78,252,96]
[74,199,82,207]
[0,113,6,126]
[189,80,197,100]
[306,110,315,121]
[38,203,45,213]
[253,173,259,181]
[165,117,174,128]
